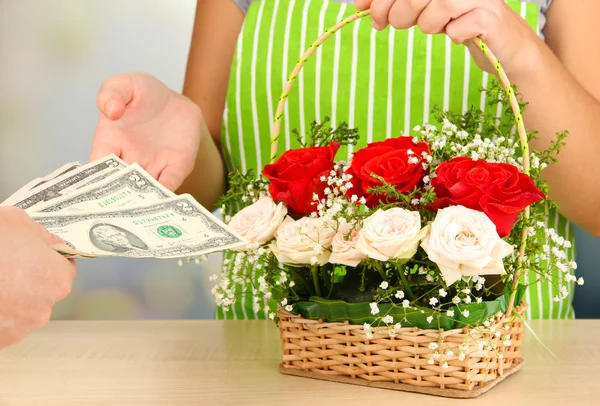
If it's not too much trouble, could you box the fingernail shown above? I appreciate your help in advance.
[106,101,116,118]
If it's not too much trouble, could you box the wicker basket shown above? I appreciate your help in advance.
[278,304,526,398]
[270,10,533,398]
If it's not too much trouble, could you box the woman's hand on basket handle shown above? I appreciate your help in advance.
[355,0,542,76]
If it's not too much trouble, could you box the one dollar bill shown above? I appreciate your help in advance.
[32,195,247,259]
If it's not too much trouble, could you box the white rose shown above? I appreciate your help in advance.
[227,196,287,249]
[421,205,514,286]
[270,216,336,265]
[356,208,428,261]
[329,221,366,267]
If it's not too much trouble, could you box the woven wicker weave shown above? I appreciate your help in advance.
[278,304,526,397]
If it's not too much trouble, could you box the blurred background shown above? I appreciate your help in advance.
[0,0,219,320]
[0,0,597,319]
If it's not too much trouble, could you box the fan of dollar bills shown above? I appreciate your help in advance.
[1,155,247,259]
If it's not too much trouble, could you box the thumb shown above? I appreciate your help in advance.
[96,74,135,120]
[158,164,189,192]
[35,223,67,246]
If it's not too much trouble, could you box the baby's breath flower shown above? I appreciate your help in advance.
[402,300,410,309]
[370,302,380,315]
[379,281,389,290]
[439,289,448,297]
[462,310,470,318]
[426,315,434,324]
[382,315,394,324]
[395,290,405,300]
[428,342,439,350]
[446,310,455,317]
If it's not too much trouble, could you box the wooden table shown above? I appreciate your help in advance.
[0,320,598,405]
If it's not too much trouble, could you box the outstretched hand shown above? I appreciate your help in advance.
[91,73,203,191]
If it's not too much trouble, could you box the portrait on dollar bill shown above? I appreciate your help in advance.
[89,223,148,254]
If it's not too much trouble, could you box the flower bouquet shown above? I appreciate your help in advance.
[210,11,580,398]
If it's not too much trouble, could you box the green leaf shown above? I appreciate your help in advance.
[333,266,347,284]
[292,286,526,329]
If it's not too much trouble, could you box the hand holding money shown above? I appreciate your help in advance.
[2,156,246,259]
[0,206,76,348]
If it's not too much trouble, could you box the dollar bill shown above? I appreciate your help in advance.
[32,164,174,214]
[10,154,128,211]
[32,195,247,259]
[2,161,81,205]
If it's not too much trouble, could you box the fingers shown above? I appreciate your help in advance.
[31,221,78,282]
[0,327,27,349]
[63,259,77,283]
[157,164,190,192]
[370,0,396,30]
[96,74,135,120]
[417,0,466,34]
[445,8,499,45]
[387,0,431,30]
[355,0,373,11]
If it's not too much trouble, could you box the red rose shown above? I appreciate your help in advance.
[430,157,545,237]
[262,142,340,215]
[345,137,430,207]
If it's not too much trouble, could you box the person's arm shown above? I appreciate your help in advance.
[177,0,245,210]
[358,0,600,236]
[512,0,600,236]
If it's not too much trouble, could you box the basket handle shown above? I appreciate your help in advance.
[270,10,529,317]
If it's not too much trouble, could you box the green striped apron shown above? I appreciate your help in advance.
[219,0,576,320]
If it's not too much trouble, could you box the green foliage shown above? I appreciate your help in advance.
[293,116,359,148]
